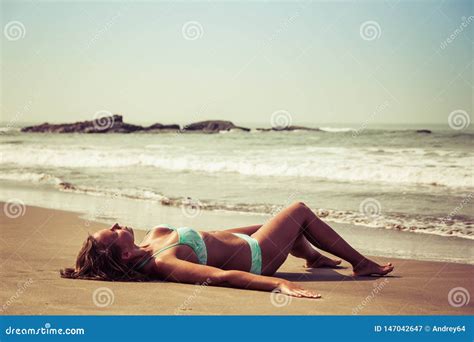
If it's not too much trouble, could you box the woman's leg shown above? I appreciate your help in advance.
[252,202,393,276]
[290,233,341,268]
[224,224,340,268]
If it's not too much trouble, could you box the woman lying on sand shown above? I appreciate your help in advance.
[61,202,394,298]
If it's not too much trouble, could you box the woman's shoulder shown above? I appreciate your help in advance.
[144,224,176,236]
[139,224,175,244]
[150,223,176,231]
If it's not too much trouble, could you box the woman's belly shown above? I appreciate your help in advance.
[201,231,253,272]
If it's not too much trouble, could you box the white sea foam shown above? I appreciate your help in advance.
[0,126,21,133]
[1,167,472,239]
[319,127,356,132]
[36,180,474,240]
[1,145,472,188]
[0,171,64,185]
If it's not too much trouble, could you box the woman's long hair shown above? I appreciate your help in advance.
[60,235,149,281]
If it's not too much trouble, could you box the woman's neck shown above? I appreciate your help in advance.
[127,245,154,268]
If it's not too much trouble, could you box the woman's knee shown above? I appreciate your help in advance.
[289,201,308,210]
[287,201,310,217]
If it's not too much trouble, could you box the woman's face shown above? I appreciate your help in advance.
[93,223,135,250]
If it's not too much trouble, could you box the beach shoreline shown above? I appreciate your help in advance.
[1,202,473,315]
[1,128,472,244]
[1,181,472,265]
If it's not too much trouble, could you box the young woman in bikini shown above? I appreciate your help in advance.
[61,202,394,298]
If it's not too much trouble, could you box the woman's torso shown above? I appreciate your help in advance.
[139,227,253,272]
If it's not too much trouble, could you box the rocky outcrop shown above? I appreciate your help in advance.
[21,115,144,133]
[21,115,183,134]
[20,116,287,134]
[182,120,250,133]
[256,125,320,132]
[145,123,180,130]
[143,123,181,132]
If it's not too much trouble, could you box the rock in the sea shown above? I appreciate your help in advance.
[256,125,320,132]
[21,115,144,133]
[21,116,248,134]
[416,129,432,134]
[143,123,181,132]
[182,120,250,133]
[58,182,76,190]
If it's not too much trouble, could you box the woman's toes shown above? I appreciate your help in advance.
[353,259,394,276]
[381,264,394,274]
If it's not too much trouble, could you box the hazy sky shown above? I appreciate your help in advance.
[1,0,472,126]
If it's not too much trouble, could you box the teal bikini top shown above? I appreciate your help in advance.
[136,224,208,269]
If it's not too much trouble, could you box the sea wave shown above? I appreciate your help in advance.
[58,183,474,240]
[0,126,21,132]
[0,145,472,188]
[0,170,471,239]
[0,171,64,185]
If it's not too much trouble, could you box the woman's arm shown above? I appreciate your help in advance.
[153,258,320,298]
[223,224,262,235]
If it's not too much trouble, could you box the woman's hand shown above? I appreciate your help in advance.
[275,280,321,299]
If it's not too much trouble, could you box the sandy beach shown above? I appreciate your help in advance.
[1,202,473,316]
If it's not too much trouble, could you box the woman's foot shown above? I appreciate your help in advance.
[306,255,342,268]
[352,258,394,277]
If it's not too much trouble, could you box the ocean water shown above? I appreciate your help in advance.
[0,126,473,241]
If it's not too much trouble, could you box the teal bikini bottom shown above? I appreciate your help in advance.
[232,233,262,275]
[137,224,262,275]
